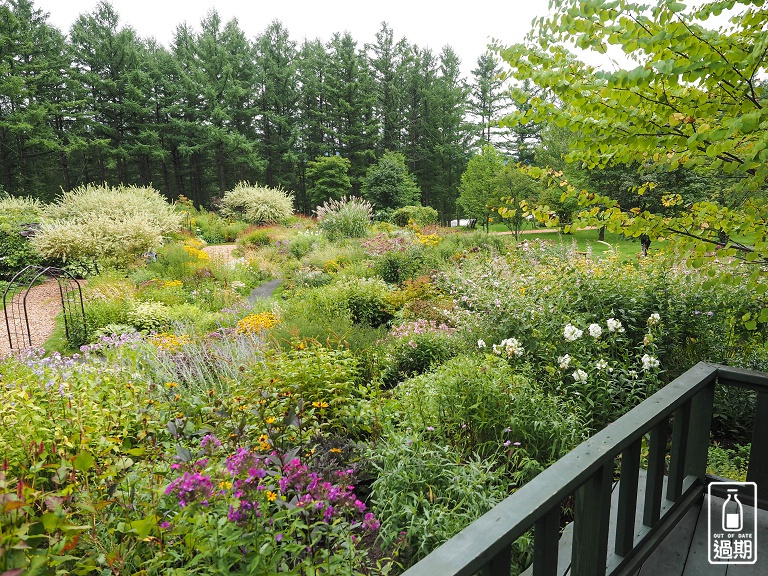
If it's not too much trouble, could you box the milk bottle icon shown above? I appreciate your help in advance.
[722,488,743,531]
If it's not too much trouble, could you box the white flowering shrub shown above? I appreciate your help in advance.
[45,184,181,232]
[220,182,293,225]
[32,215,163,270]
[32,185,181,272]
[552,315,664,429]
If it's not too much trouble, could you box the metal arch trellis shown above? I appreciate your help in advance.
[2,265,86,350]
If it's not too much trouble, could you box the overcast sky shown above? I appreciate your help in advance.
[31,0,589,78]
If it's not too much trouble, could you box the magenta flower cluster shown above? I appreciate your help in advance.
[164,447,380,535]
[223,450,379,532]
[279,458,370,524]
[165,471,214,508]
[200,434,223,454]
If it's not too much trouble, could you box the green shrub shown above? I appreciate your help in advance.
[220,182,293,225]
[391,205,439,227]
[369,428,509,564]
[0,193,43,277]
[287,231,321,259]
[395,354,587,463]
[328,277,392,327]
[127,300,173,333]
[380,324,459,387]
[237,228,273,249]
[374,244,435,284]
[315,196,373,240]
[283,277,392,330]
[192,208,248,243]
[707,443,750,481]
[253,342,374,437]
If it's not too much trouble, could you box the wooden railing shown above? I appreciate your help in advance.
[402,362,768,576]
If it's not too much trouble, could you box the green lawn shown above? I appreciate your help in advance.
[484,224,651,261]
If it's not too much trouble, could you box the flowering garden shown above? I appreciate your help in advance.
[1,187,767,575]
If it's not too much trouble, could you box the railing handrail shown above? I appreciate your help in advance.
[401,362,768,576]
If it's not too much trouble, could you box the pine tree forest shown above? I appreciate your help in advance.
[0,0,520,221]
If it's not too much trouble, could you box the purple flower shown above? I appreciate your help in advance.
[275,533,283,542]
[200,434,222,454]
[362,512,381,531]
[165,472,214,508]
[426,426,435,431]
[503,440,511,447]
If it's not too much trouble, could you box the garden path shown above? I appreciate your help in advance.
[0,279,63,358]
[201,243,282,302]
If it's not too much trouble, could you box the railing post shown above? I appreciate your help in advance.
[643,421,667,527]
[684,380,715,481]
[615,439,641,557]
[666,401,691,502]
[747,391,768,489]
[572,464,612,576]
[480,545,511,576]
[533,504,560,576]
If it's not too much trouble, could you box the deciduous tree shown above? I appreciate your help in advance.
[499,0,768,323]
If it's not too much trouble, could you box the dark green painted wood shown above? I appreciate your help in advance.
[616,440,642,557]
[644,422,668,527]
[636,498,700,576]
[608,477,703,576]
[572,464,613,576]
[684,380,715,481]
[746,391,768,491]
[533,505,560,576]
[716,365,768,392]
[667,402,691,502]
[480,544,511,576]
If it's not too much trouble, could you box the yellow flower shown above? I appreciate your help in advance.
[150,333,191,352]
[330,448,342,454]
[219,481,232,490]
[182,245,210,261]
[236,312,280,334]
[166,381,179,388]
[266,491,277,501]
[311,401,329,409]
[265,416,276,424]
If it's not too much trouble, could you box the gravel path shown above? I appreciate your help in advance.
[202,244,238,261]
[202,244,282,302]
[0,246,279,357]
[1,279,64,357]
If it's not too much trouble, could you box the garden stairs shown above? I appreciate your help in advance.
[402,363,768,576]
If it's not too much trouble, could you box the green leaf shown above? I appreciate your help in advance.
[73,451,94,472]
[129,515,158,539]
[667,2,686,14]
[39,512,62,532]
